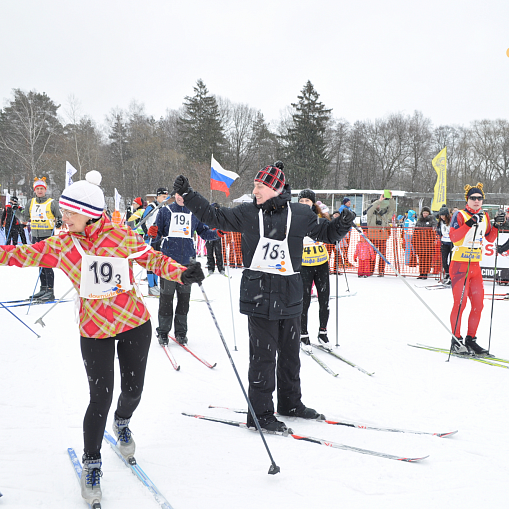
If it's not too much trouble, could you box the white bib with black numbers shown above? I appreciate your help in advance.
[72,237,151,299]
[168,211,192,238]
[249,208,295,276]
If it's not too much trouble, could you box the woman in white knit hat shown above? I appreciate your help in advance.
[0,171,205,506]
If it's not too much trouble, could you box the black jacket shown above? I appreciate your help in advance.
[184,185,350,319]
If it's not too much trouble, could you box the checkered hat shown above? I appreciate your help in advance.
[59,171,105,219]
[254,165,285,193]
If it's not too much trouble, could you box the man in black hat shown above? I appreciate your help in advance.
[171,162,356,432]
[140,187,169,296]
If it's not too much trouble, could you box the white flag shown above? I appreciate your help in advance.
[65,161,78,188]
[5,192,11,207]
[114,188,121,212]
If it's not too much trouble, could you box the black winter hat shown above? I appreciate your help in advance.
[156,187,169,196]
[438,205,450,216]
[298,188,316,203]
[255,164,285,192]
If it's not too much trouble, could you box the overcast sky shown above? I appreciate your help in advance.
[2,0,508,128]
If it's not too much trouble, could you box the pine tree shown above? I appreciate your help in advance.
[178,79,226,164]
[282,81,332,189]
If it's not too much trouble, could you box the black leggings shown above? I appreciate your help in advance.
[301,262,330,333]
[441,242,453,276]
[80,320,152,455]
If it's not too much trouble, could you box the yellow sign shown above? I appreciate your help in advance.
[431,147,447,211]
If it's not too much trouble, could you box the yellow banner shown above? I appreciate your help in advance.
[431,147,447,211]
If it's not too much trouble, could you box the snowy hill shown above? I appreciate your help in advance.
[1,260,508,508]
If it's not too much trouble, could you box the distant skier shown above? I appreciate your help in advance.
[297,188,332,353]
[171,162,355,432]
[449,183,503,355]
[15,177,62,301]
[0,171,204,506]
[147,192,218,346]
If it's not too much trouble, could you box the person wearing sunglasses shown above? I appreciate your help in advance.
[448,183,501,356]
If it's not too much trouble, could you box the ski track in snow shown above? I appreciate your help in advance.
[1,260,508,508]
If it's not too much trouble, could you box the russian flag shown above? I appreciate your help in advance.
[210,156,239,197]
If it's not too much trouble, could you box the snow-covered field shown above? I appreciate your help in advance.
[1,258,508,509]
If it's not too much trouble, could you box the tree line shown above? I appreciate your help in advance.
[1,80,508,209]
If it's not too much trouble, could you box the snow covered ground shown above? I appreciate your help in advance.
[1,258,509,508]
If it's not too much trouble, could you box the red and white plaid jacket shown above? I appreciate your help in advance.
[0,214,185,338]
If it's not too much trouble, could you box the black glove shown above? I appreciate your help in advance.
[55,218,63,228]
[494,212,505,228]
[465,211,484,227]
[335,208,356,232]
[173,175,192,196]
[180,260,205,285]
[12,204,18,210]
[497,239,509,254]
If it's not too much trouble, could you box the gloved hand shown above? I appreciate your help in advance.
[180,260,205,285]
[173,175,192,196]
[216,229,226,237]
[497,239,509,254]
[148,225,158,238]
[465,211,484,227]
[55,218,63,228]
[494,212,505,228]
[335,208,356,233]
[12,204,18,211]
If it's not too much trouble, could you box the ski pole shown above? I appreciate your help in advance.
[198,282,280,475]
[26,268,43,315]
[337,242,350,293]
[487,222,502,353]
[447,223,479,361]
[335,242,339,347]
[34,286,76,327]
[226,245,238,351]
[0,301,41,338]
[354,225,453,337]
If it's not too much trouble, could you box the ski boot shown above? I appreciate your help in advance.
[247,414,291,434]
[300,332,312,354]
[112,413,135,462]
[31,286,47,300]
[176,335,188,345]
[318,328,332,351]
[80,454,102,507]
[279,404,325,421]
[157,331,169,347]
[38,287,55,302]
[465,336,492,357]
[451,336,470,355]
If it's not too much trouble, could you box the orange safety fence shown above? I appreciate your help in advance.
[200,227,445,279]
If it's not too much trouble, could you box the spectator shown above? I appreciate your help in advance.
[366,191,396,277]
[403,210,418,266]
[206,229,225,275]
[412,206,437,280]
[354,236,376,277]
[437,205,453,285]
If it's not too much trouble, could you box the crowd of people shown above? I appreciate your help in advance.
[1,167,508,506]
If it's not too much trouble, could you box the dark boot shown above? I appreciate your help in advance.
[32,286,47,299]
[39,287,54,301]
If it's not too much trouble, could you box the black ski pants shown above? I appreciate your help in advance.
[247,315,302,422]
[157,277,191,337]
[80,320,152,456]
[300,262,330,334]
[441,242,453,276]
[206,240,224,272]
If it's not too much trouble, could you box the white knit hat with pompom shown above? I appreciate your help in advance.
[59,170,105,219]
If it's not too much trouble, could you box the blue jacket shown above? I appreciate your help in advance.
[155,202,217,265]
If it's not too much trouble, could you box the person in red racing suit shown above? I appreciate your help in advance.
[449,182,500,356]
